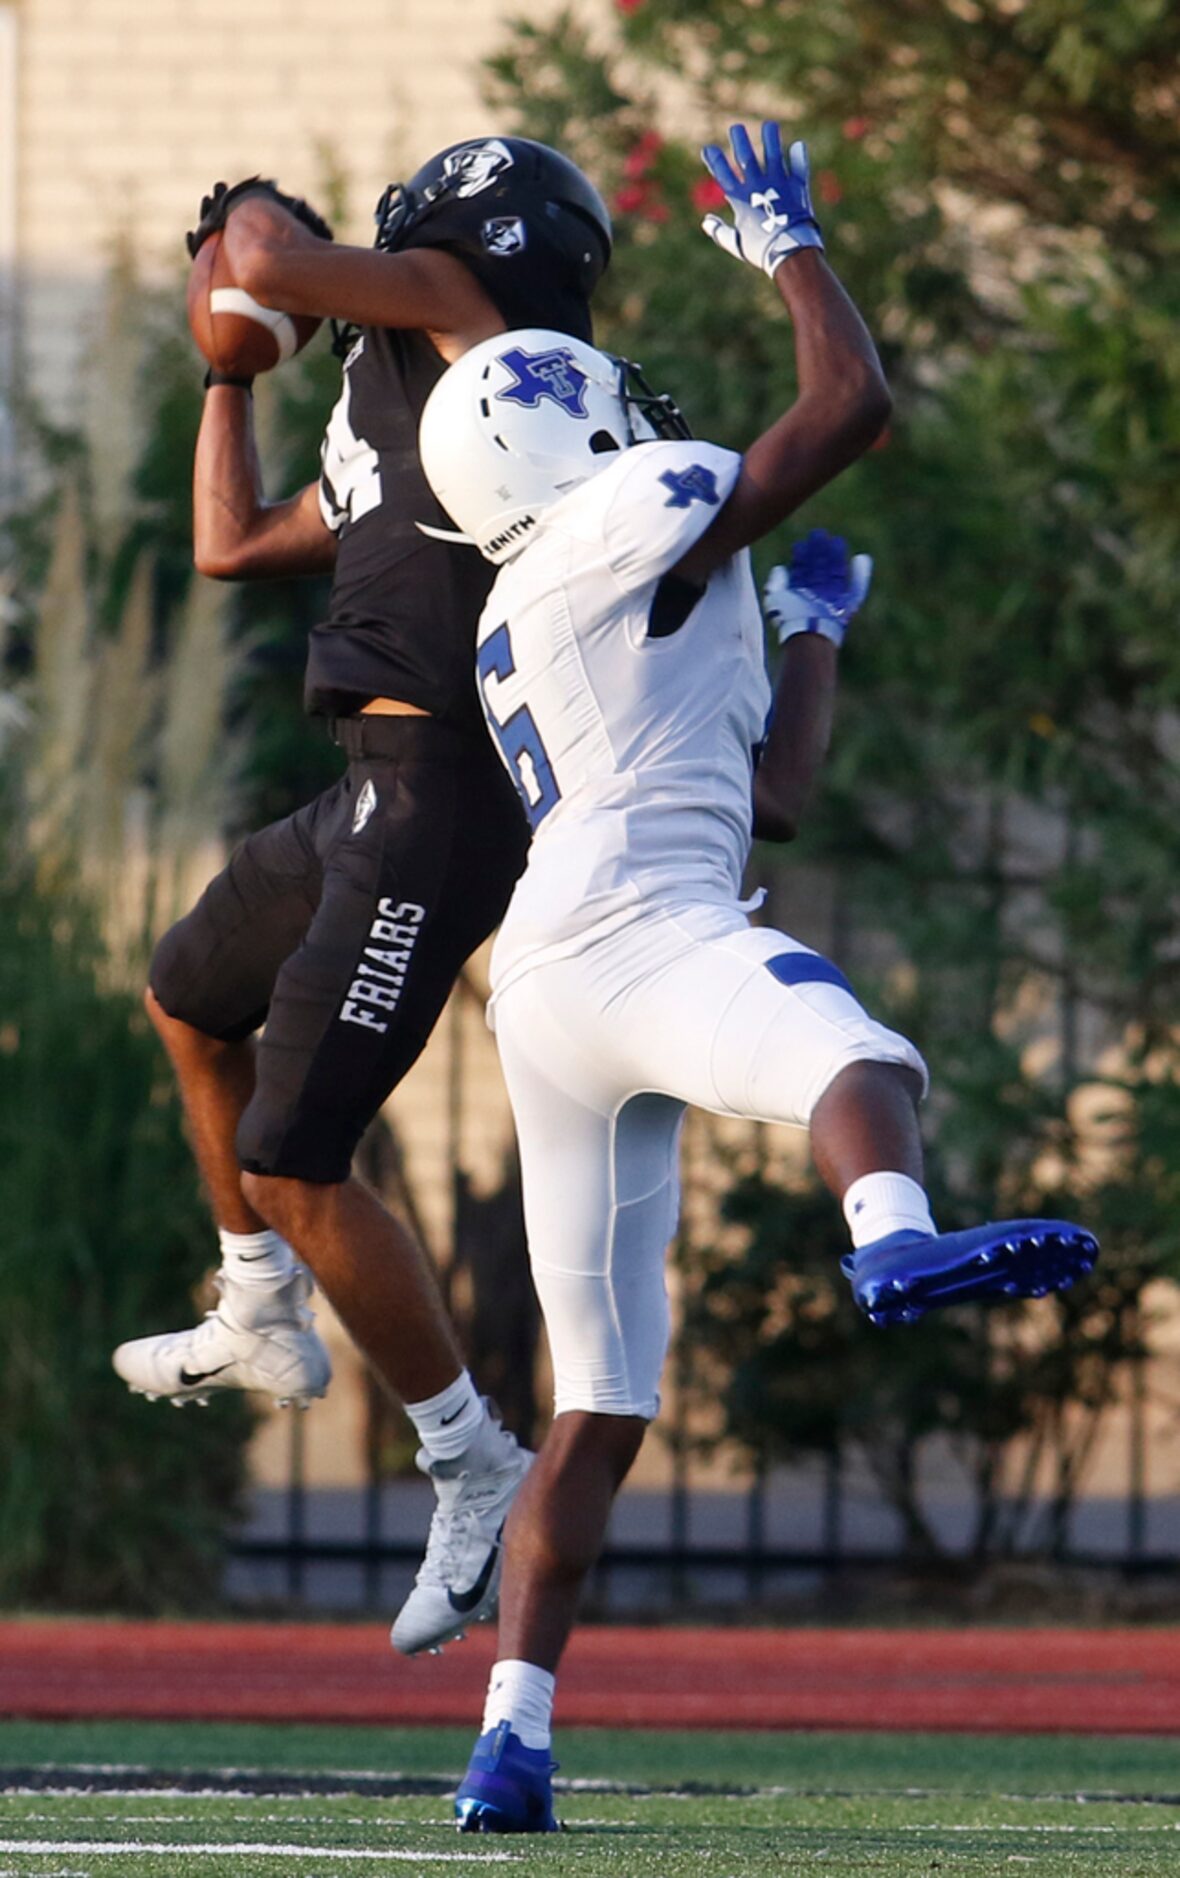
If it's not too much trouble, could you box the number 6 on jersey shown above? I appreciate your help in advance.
[476,623,562,829]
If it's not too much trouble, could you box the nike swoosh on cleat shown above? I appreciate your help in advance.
[178,1364,234,1386]
[447,1533,502,1614]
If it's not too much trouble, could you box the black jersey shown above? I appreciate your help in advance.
[307,254,594,728]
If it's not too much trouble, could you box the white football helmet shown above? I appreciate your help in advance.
[418,327,687,564]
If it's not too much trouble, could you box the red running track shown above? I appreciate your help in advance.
[1,1621,1178,1732]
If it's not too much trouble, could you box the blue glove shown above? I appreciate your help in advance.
[700,122,824,278]
[763,531,872,649]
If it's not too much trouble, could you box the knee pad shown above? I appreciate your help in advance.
[235,1090,358,1186]
[148,916,263,1043]
[148,921,217,1036]
[535,1180,675,1424]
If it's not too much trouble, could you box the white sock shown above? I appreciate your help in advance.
[406,1371,484,1462]
[482,1659,555,1752]
[218,1228,297,1289]
[842,1172,937,1250]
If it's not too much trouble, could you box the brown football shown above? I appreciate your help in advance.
[186,231,321,376]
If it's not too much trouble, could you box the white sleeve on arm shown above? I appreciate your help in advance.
[601,440,742,593]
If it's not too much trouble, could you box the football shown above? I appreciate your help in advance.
[186,231,321,376]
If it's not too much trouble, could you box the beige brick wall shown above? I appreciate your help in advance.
[11,0,567,415]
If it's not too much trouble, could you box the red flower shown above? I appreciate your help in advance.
[617,0,644,14]
[615,179,668,221]
[817,169,843,205]
[842,116,870,141]
[624,130,664,178]
[615,182,649,213]
[692,176,726,211]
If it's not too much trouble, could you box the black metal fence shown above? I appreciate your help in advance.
[228,1399,1180,1614]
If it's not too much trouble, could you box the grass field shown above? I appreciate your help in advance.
[1,1720,1179,1876]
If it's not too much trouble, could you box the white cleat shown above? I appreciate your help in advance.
[112,1266,332,1408]
[390,1407,533,1657]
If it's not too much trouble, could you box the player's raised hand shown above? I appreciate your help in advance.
[700,122,824,278]
[763,530,872,648]
[186,178,334,259]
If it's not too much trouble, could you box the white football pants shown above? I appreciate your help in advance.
[491,901,927,1420]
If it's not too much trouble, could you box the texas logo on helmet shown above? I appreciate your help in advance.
[442,140,515,199]
[495,346,591,417]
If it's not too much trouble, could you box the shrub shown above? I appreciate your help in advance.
[0,828,256,1610]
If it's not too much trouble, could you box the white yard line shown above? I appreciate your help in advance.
[897,1822,1180,1834]
[0,1846,517,1864]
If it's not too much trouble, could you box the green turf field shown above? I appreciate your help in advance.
[1,1721,1177,1875]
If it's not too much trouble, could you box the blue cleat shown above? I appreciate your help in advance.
[454,1721,560,1833]
[845,1220,1099,1327]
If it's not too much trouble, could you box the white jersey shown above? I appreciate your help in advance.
[475,438,771,995]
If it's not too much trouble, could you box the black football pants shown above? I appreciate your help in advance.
[150,716,528,1184]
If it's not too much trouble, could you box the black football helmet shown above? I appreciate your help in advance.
[373,136,612,298]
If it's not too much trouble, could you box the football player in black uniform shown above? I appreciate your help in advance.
[112,139,612,1655]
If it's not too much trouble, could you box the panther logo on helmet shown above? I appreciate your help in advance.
[482,216,527,257]
[442,140,515,199]
[496,346,591,417]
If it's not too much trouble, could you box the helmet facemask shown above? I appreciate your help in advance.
[616,358,692,444]
[371,159,475,256]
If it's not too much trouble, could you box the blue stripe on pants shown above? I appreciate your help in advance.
[765,951,855,998]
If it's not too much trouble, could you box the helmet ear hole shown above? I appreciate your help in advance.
[590,430,621,454]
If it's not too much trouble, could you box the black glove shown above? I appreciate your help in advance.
[186,177,334,259]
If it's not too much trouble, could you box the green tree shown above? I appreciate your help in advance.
[0,278,266,1610]
[0,808,256,1609]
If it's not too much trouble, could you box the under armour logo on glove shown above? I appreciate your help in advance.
[763,530,873,649]
[659,463,721,509]
[700,122,824,279]
[496,346,591,416]
[750,188,789,232]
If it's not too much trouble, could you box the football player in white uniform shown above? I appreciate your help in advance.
[418,123,1099,1832]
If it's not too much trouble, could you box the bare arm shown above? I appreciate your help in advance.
[675,250,890,584]
[752,634,838,842]
[220,195,507,361]
[193,187,505,579]
[193,385,337,580]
